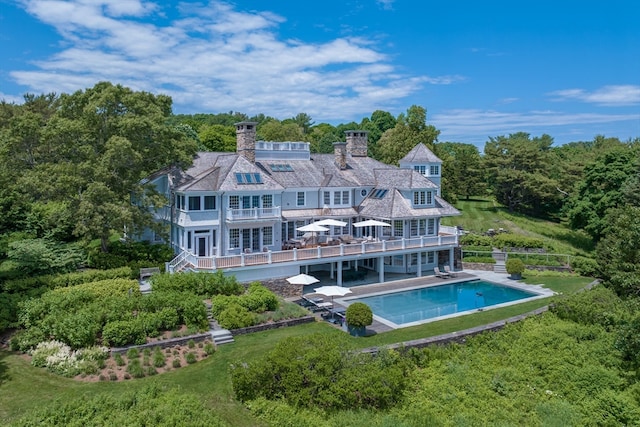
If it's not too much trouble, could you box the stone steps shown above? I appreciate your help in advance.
[205,302,234,345]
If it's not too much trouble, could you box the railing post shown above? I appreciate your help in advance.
[361,241,365,254]
[212,257,216,269]
[317,246,322,258]
[241,253,245,267]
[293,248,298,261]
[268,250,272,264]
[340,244,344,256]
[382,240,386,251]
[402,238,406,250]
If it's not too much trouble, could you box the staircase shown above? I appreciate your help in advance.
[205,302,234,345]
[492,250,507,274]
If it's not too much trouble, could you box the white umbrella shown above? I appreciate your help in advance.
[313,285,352,319]
[296,223,329,245]
[286,273,320,285]
[314,219,347,227]
[353,219,391,227]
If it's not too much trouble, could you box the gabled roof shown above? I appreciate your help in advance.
[175,153,283,192]
[400,143,442,163]
[372,169,438,190]
[359,189,459,219]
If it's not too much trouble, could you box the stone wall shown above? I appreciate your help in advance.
[231,315,315,335]
[462,262,494,271]
[111,332,212,355]
[254,278,303,298]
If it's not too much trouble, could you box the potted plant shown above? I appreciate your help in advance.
[345,302,373,337]
[506,258,525,280]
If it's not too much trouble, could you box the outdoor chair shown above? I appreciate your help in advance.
[444,265,458,277]
[434,266,451,279]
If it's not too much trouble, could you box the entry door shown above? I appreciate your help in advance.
[197,236,208,256]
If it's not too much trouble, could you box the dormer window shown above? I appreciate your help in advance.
[413,191,432,206]
[414,165,426,175]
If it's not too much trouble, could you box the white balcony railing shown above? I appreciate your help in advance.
[170,233,458,272]
[226,206,281,221]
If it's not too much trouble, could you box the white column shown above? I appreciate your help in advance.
[378,256,384,283]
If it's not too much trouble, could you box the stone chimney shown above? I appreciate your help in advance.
[235,121,257,163]
[345,130,368,157]
[333,141,347,170]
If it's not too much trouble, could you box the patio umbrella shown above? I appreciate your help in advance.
[296,223,329,245]
[353,219,391,239]
[352,219,391,227]
[313,285,352,319]
[286,273,320,285]
[314,219,347,227]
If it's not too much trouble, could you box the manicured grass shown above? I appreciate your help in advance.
[442,197,594,255]
[0,274,594,425]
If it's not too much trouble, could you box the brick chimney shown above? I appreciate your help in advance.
[345,130,368,157]
[235,121,257,163]
[333,141,347,170]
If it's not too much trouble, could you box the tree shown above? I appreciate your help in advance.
[198,124,236,152]
[483,133,562,216]
[257,119,307,142]
[377,105,439,165]
[565,144,640,240]
[596,206,640,296]
[2,82,197,251]
[436,142,485,200]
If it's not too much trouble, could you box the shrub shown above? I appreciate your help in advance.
[150,270,243,297]
[462,256,496,264]
[144,365,158,376]
[204,342,216,355]
[109,371,118,381]
[187,339,195,349]
[552,286,630,331]
[185,352,197,364]
[102,320,146,347]
[172,358,181,368]
[570,256,598,277]
[126,348,139,359]
[126,358,145,378]
[459,234,493,247]
[240,283,279,313]
[216,303,256,329]
[114,353,125,366]
[152,347,166,367]
[345,302,373,328]
[210,294,241,317]
[505,258,525,275]
[493,234,547,250]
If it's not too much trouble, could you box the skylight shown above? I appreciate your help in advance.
[235,173,263,184]
[269,164,294,172]
[371,189,388,199]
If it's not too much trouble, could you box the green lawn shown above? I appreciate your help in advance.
[442,197,594,255]
[0,273,594,425]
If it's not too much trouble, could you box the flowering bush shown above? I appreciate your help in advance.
[30,340,108,377]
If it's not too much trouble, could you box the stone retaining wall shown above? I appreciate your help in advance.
[110,332,212,355]
[231,315,315,335]
[361,306,549,355]
[462,262,494,271]
[253,278,302,298]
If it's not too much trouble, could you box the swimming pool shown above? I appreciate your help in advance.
[347,280,540,327]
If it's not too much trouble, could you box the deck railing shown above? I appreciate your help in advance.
[171,233,458,272]
[227,206,281,221]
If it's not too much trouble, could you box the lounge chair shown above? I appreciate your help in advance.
[444,265,458,277]
[434,267,451,279]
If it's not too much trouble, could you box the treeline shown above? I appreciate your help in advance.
[1,81,639,274]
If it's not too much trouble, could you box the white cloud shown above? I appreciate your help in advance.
[376,0,395,10]
[10,0,456,120]
[548,85,640,106]
[433,109,639,143]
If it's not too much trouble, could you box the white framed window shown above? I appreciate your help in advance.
[333,191,340,204]
[414,191,426,205]
[428,218,435,234]
[229,229,240,249]
[262,194,273,208]
[393,220,403,238]
[297,192,305,206]
[414,165,426,175]
[323,191,331,205]
[410,220,418,236]
[426,191,433,205]
[428,251,435,264]
[342,190,349,205]
[263,226,273,246]
[187,231,192,249]
[229,195,239,209]
[430,165,440,176]
[188,196,201,211]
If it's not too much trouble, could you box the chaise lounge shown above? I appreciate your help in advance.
[434,266,451,279]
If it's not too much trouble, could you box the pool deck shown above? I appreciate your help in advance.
[303,269,555,334]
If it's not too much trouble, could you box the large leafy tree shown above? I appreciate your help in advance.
[2,82,197,251]
[596,206,640,296]
[565,143,640,240]
[377,105,439,165]
[436,142,485,200]
[198,124,236,152]
[483,132,562,216]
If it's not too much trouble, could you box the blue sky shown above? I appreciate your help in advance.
[1,0,639,147]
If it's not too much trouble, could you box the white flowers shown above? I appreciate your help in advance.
[30,340,108,377]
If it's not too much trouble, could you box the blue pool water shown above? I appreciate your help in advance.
[349,280,537,326]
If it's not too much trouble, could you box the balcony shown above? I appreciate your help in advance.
[168,233,458,273]
[226,206,281,222]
